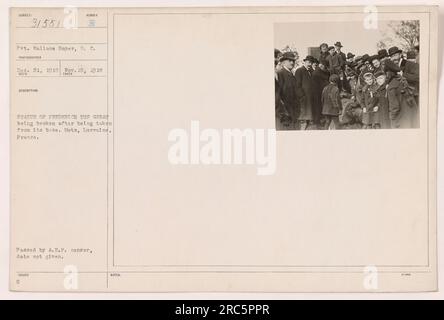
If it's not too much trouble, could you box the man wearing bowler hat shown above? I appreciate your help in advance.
[378,49,389,61]
[295,55,316,130]
[346,52,355,64]
[388,46,403,69]
[403,50,419,105]
[319,43,330,68]
[277,52,299,129]
[386,60,418,128]
[312,58,331,128]
[334,42,347,92]
[377,49,389,72]
[334,41,347,66]
[327,43,345,75]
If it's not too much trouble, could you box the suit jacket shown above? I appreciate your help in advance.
[337,51,346,69]
[327,52,345,75]
[312,67,330,99]
[277,67,298,120]
[312,67,330,121]
[294,66,314,120]
[277,68,297,104]
[319,51,330,68]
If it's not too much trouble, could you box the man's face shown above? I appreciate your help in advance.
[319,63,326,71]
[321,46,328,53]
[372,59,381,68]
[391,52,401,62]
[312,62,318,69]
[304,60,312,68]
[376,75,386,86]
[282,59,294,69]
[335,46,341,52]
[347,58,353,63]
[329,48,335,55]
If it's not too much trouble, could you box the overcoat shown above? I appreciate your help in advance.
[369,84,391,129]
[361,83,378,126]
[387,77,419,128]
[319,51,330,68]
[294,66,314,121]
[326,53,344,75]
[312,67,330,123]
[277,67,299,122]
[403,60,419,97]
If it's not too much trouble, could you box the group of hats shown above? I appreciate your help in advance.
[355,46,403,64]
[279,52,319,64]
[321,41,343,48]
[277,44,416,67]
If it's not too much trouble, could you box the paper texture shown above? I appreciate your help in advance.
[10,6,438,292]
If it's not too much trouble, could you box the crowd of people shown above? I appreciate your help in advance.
[275,41,420,130]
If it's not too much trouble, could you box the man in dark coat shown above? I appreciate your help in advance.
[387,46,403,70]
[386,58,419,128]
[275,49,290,129]
[312,61,330,128]
[334,42,347,69]
[377,49,389,71]
[369,71,391,129]
[403,50,419,105]
[277,52,299,129]
[326,46,343,76]
[334,42,348,92]
[346,52,355,64]
[295,55,316,130]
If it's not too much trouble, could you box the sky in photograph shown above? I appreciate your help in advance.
[274,20,394,59]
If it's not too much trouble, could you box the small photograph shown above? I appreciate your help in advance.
[274,21,420,130]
